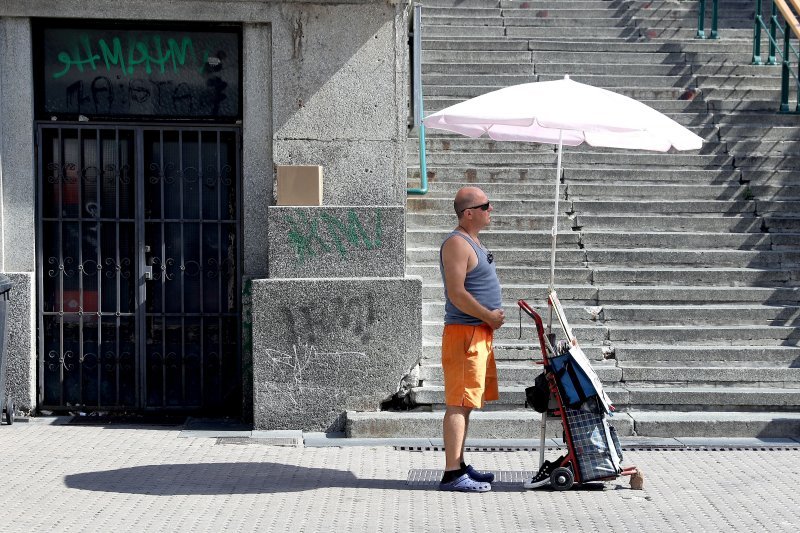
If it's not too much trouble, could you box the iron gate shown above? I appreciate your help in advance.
[37,124,242,412]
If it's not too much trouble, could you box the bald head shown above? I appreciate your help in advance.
[454,187,485,218]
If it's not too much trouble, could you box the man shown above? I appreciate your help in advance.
[437,186,504,493]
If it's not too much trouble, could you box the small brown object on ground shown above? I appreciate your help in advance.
[629,469,644,490]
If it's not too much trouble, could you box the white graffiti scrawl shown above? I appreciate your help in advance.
[263,344,369,408]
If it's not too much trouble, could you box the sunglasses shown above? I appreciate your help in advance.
[459,201,491,215]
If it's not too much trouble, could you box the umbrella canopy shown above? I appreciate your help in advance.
[423,76,704,330]
[423,76,703,152]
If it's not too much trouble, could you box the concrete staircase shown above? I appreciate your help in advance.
[347,0,800,438]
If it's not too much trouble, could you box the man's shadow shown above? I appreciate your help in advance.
[64,462,408,495]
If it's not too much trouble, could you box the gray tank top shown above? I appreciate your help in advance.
[439,231,502,325]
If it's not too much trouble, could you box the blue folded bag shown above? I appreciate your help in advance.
[547,351,598,408]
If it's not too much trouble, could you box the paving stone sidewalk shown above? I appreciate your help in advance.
[1,419,798,532]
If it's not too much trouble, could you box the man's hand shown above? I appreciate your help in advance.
[484,309,505,330]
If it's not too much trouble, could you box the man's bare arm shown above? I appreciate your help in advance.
[442,237,505,330]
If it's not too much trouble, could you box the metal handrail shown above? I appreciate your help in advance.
[697,0,719,39]
[407,3,428,195]
[753,0,800,112]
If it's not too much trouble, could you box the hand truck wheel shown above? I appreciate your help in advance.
[550,466,574,491]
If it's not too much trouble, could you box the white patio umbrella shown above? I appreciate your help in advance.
[423,75,703,328]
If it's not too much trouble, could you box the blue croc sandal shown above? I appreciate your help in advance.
[439,473,491,493]
[465,465,495,483]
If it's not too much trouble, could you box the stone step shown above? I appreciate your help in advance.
[407,229,579,247]
[411,228,794,251]
[574,214,763,232]
[727,141,800,157]
[421,151,734,168]
[421,96,712,114]
[410,264,800,287]
[426,72,701,89]
[413,181,562,196]
[421,321,608,342]
[408,265,593,284]
[420,341,800,365]
[347,409,800,438]
[607,325,800,345]
[418,283,800,305]
[407,213,575,232]
[587,248,799,267]
[419,362,622,384]
[407,197,571,214]
[422,7,503,18]
[596,286,800,303]
[573,199,756,214]
[592,266,800,286]
[534,62,777,77]
[620,365,800,384]
[409,248,587,267]
[500,8,759,23]
[421,302,800,326]
[409,167,742,184]
[409,384,624,409]
[764,215,800,233]
[419,283,592,302]
[627,411,800,438]
[345,410,634,439]
[423,83,688,100]
[624,386,800,411]
[570,184,800,200]
[423,25,508,38]
[422,38,529,51]
[506,27,754,40]
[614,345,800,365]
[580,231,794,250]
[410,384,800,410]
[504,25,639,39]
[422,16,507,28]
[522,39,754,54]
[498,16,642,28]
[600,304,800,326]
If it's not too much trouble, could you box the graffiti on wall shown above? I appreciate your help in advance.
[262,344,369,408]
[282,292,377,345]
[284,209,383,263]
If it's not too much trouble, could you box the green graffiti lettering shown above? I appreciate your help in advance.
[285,212,331,263]
[52,35,101,79]
[51,33,208,79]
[285,209,383,262]
[167,37,196,72]
[98,37,126,74]
[320,210,382,257]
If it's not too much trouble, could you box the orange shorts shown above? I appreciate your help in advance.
[441,324,499,409]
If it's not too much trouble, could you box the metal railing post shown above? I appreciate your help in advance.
[754,0,764,64]
[697,0,707,38]
[408,3,428,196]
[711,0,719,38]
[769,3,779,64]
[781,21,791,112]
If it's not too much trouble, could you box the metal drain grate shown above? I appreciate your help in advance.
[216,437,301,447]
[407,469,535,487]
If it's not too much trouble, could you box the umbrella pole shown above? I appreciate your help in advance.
[547,131,564,334]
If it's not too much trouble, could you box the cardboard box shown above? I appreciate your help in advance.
[277,165,323,206]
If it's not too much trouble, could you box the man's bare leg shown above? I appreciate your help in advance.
[458,413,471,465]
[443,406,472,470]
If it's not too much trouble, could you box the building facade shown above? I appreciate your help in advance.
[0,0,416,425]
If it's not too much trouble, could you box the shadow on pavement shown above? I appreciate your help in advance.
[64,462,408,495]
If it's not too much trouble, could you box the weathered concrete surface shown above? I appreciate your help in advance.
[3,273,35,412]
[268,206,405,278]
[0,18,35,273]
[252,276,421,431]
